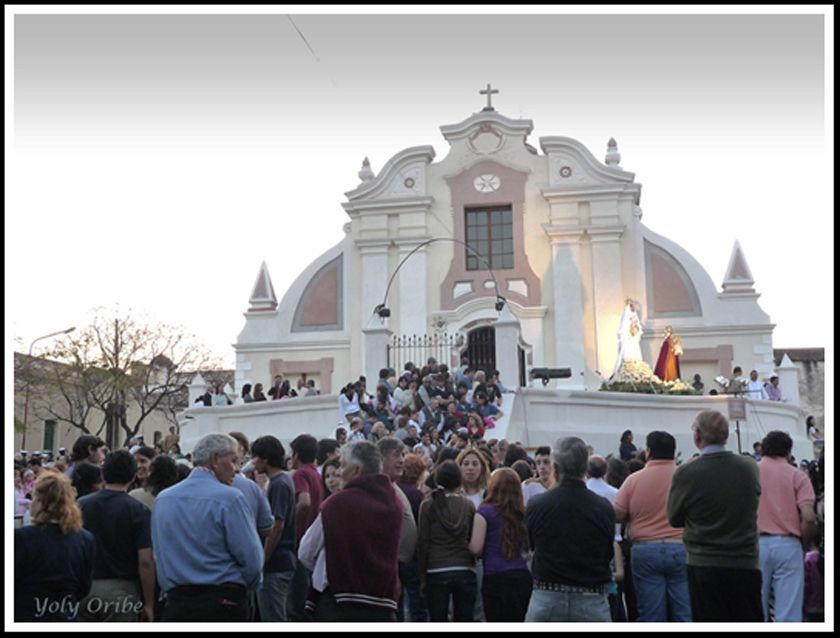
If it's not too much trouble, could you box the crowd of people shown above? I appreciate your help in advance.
[336,359,507,450]
[194,374,320,407]
[13,359,826,624]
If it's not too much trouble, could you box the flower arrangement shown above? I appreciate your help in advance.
[601,360,700,395]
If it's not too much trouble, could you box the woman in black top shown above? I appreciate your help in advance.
[15,472,95,621]
[70,462,103,499]
[619,430,637,461]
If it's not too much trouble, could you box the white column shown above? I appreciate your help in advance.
[546,227,586,389]
[188,373,207,405]
[493,305,521,389]
[774,353,801,406]
[359,243,390,327]
[396,241,428,337]
[362,317,393,392]
[589,227,625,378]
[519,314,546,367]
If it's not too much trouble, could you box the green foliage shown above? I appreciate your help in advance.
[600,381,701,396]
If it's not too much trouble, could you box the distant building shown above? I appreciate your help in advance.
[774,348,824,431]
[13,351,233,453]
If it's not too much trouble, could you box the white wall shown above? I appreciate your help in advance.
[178,395,340,454]
[510,388,813,462]
[178,388,814,463]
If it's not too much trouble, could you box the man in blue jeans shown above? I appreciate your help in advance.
[251,435,297,622]
[614,431,691,621]
[524,437,615,622]
[756,430,816,621]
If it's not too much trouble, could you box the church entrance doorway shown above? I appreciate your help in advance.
[462,326,495,376]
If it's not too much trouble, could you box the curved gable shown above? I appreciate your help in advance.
[343,146,436,201]
[540,136,636,188]
[644,240,702,317]
[292,255,343,332]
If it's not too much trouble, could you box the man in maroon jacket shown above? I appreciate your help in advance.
[298,441,403,622]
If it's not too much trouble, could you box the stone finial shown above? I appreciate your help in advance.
[248,261,278,311]
[721,240,756,294]
[358,156,375,182]
[605,138,621,166]
[776,353,796,370]
[774,353,801,406]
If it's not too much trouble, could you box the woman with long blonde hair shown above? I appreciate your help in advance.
[15,471,95,621]
[456,446,490,508]
[455,446,492,621]
[468,467,533,622]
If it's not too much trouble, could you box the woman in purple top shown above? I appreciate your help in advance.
[468,467,533,622]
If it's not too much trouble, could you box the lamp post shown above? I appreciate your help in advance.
[374,237,507,318]
[20,326,76,450]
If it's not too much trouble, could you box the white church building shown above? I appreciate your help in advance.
[182,88,810,460]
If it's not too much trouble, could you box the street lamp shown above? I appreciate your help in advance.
[20,326,76,450]
[374,237,507,319]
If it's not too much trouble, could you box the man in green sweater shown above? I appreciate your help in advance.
[667,409,763,622]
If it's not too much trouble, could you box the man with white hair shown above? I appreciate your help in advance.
[151,433,264,622]
[298,441,403,622]
[667,409,762,622]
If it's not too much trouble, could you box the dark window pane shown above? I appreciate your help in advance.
[502,238,513,253]
[502,254,514,269]
[502,209,512,224]
[501,224,513,239]
[492,240,503,255]
[466,226,477,240]
[476,226,488,240]
[490,210,501,225]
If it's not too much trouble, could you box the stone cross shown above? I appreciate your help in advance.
[480,83,499,110]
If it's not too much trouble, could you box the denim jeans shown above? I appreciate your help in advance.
[525,588,611,622]
[473,559,485,621]
[425,570,477,622]
[760,535,805,622]
[286,562,312,621]
[631,542,691,622]
[258,570,294,622]
[398,559,428,622]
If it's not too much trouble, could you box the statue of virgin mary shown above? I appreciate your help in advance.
[612,298,644,378]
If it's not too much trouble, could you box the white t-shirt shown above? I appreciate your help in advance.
[586,478,622,542]
[521,479,547,506]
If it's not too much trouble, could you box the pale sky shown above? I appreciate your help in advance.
[6,6,834,373]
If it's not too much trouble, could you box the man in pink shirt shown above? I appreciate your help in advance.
[614,431,691,622]
[757,431,816,622]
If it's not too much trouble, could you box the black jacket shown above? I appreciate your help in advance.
[526,477,615,586]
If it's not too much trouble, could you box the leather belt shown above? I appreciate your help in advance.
[533,580,604,594]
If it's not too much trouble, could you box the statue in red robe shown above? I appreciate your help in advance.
[654,326,683,382]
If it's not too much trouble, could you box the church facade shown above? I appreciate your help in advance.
[234,93,775,395]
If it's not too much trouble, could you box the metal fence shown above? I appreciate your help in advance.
[387,333,464,374]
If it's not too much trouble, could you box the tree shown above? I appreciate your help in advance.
[32,308,221,446]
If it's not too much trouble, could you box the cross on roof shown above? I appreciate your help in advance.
[479,83,499,111]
